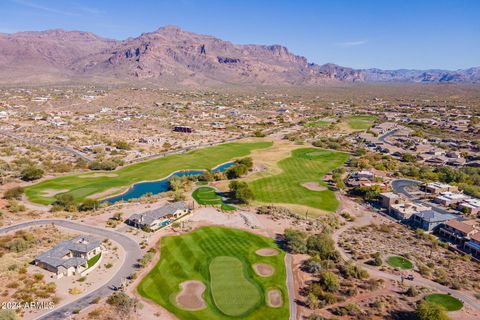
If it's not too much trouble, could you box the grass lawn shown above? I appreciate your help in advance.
[249,148,348,212]
[193,187,236,211]
[192,187,223,205]
[425,294,463,311]
[345,115,377,130]
[25,141,272,205]
[387,256,413,269]
[305,120,331,127]
[87,253,101,268]
[209,256,261,316]
[137,226,288,320]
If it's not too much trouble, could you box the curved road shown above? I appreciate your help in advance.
[0,219,142,320]
[391,179,452,215]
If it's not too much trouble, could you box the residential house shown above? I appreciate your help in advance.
[35,236,102,278]
[434,192,468,206]
[458,198,480,215]
[464,232,480,258]
[390,202,430,220]
[380,192,405,210]
[127,201,190,231]
[439,219,479,244]
[424,182,459,194]
[412,210,458,231]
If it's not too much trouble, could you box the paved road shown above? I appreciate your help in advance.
[0,130,94,162]
[0,219,142,320]
[378,129,398,145]
[285,254,297,320]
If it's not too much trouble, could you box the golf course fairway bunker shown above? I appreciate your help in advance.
[209,256,261,317]
[176,280,206,311]
[256,248,279,256]
[253,263,275,277]
[267,289,283,308]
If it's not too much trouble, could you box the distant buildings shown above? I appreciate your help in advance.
[173,126,193,133]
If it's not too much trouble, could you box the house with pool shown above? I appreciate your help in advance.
[126,201,190,231]
[35,235,102,278]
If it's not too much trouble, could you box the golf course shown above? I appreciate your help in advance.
[192,186,235,211]
[386,256,413,270]
[137,226,288,320]
[345,115,377,130]
[24,141,272,205]
[249,148,348,212]
[424,293,463,311]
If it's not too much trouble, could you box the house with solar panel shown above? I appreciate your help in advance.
[126,201,190,231]
[35,235,102,278]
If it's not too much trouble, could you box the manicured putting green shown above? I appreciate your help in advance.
[387,256,413,269]
[345,115,376,130]
[25,141,272,205]
[210,256,261,316]
[193,187,223,205]
[137,226,288,320]
[193,187,235,210]
[249,148,348,212]
[425,294,463,311]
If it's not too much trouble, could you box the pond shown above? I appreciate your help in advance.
[101,161,234,204]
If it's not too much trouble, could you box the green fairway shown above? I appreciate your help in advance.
[345,115,377,130]
[24,141,272,205]
[387,256,413,269]
[305,120,331,127]
[210,256,261,316]
[137,226,288,320]
[192,187,223,205]
[425,294,463,311]
[249,148,348,212]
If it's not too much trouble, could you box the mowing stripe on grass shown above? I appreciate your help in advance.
[209,256,262,316]
[249,148,348,212]
[25,141,272,204]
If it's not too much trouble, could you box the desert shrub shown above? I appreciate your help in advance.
[4,187,24,200]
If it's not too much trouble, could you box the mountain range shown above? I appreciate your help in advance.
[0,25,478,86]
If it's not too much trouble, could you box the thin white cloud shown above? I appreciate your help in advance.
[12,0,79,16]
[336,40,368,48]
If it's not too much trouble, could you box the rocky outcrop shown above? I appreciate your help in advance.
[0,25,478,85]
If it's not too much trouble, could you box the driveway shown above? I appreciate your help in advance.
[391,179,453,215]
[0,219,142,320]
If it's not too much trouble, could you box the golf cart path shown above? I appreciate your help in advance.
[0,219,143,320]
[332,201,480,313]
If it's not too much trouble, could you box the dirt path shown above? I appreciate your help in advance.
[332,194,480,315]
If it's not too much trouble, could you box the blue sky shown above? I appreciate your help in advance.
[1,0,478,70]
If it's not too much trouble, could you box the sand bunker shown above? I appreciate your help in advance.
[176,280,206,310]
[90,187,125,200]
[41,189,69,197]
[253,263,275,277]
[267,289,283,308]
[256,248,279,256]
[79,173,118,178]
[301,182,327,191]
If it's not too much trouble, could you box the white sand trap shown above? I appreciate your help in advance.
[256,248,279,256]
[253,263,275,277]
[176,280,206,310]
[41,189,69,197]
[78,173,118,178]
[267,289,283,308]
[301,182,327,191]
